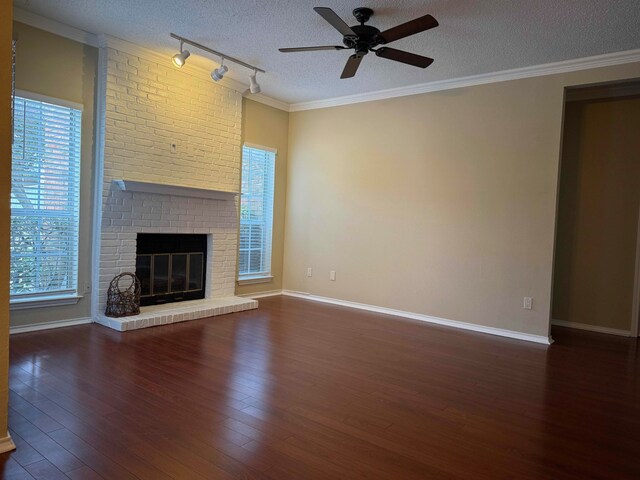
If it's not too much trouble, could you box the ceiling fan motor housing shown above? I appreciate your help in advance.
[343,25,381,54]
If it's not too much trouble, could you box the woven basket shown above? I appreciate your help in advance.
[105,272,141,318]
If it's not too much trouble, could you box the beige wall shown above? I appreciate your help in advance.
[553,95,640,331]
[284,63,640,339]
[237,98,289,296]
[11,22,97,327]
[1,0,14,449]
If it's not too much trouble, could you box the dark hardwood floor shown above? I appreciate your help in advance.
[1,295,639,479]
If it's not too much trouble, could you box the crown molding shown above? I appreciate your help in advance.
[13,7,99,47]
[14,7,640,114]
[245,92,291,112]
[289,48,640,112]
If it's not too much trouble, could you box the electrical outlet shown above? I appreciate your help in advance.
[330,270,336,281]
[523,297,532,310]
[307,267,313,277]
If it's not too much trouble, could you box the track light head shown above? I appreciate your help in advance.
[211,62,228,82]
[169,34,265,85]
[172,48,190,68]
[249,72,261,94]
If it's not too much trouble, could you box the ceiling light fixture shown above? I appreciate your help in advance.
[249,71,261,94]
[211,59,228,82]
[170,33,266,89]
[171,41,191,68]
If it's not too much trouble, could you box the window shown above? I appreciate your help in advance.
[238,144,276,281]
[10,94,82,302]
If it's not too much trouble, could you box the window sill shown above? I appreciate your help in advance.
[10,294,83,311]
[237,276,274,286]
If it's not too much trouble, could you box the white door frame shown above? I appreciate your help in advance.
[631,208,640,337]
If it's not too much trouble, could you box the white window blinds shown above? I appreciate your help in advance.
[239,145,276,278]
[10,95,82,298]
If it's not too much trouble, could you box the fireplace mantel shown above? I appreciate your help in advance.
[113,179,239,200]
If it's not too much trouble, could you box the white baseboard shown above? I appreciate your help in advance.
[282,290,553,345]
[551,319,631,337]
[0,433,16,454]
[237,289,283,299]
[10,317,94,335]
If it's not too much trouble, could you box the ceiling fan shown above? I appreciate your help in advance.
[279,7,438,79]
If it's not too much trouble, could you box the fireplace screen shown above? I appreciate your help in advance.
[135,234,207,306]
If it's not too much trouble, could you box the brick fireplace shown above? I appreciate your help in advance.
[92,44,257,331]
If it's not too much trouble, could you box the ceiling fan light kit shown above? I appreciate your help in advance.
[279,6,438,79]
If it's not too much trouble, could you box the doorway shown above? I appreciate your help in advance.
[552,81,640,337]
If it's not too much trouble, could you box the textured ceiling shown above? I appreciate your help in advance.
[14,0,640,105]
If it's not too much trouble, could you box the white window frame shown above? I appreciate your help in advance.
[237,143,276,285]
[9,90,84,310]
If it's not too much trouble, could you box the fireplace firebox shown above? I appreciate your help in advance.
[135,234,207,306]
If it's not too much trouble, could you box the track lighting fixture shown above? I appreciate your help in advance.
[211,60,228,82]
[170,34,266,92]
[249,71,261,94]
[171,41,190,68]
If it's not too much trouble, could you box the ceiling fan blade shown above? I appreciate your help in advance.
[377,14,438,44]
[340,54,363,79]
[375,47,434,68]
[314,7,357,38]
[279,46,347,52]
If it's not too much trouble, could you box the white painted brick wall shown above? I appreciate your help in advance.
[98,48,242,313]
